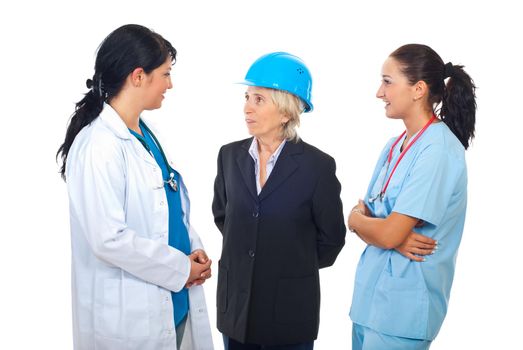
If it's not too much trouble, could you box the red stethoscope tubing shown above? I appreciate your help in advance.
[378,115,437,198]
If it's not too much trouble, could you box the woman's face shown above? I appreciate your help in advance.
[376,57,416,119]
[142,57,173,110]
[244,86,289,140]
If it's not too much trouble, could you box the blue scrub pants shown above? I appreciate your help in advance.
[352,323,431,350]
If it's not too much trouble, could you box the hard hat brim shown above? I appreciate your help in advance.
[237,80,313,112]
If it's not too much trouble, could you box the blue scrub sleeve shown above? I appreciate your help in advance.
[391,143,457,227]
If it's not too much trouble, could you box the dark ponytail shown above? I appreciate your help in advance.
[390,44,476,149]
[56,79,104,180]
[57,24,176,180]
[441,65,476,149]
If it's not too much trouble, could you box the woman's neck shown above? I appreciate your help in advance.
[403,109,434,139]
[256,135,285,156]
[109,95,142,134]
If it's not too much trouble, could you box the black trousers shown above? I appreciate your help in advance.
[223,335,314,350]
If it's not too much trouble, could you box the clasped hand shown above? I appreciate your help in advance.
[185,249,212,288]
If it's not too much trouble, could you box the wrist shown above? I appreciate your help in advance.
[349,208,364,233]
[351,207,364,216]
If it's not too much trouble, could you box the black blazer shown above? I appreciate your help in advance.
[212,138,346,345]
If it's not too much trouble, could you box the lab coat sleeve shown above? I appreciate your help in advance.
[67,135,190,293]
[312,157,347,268]
[189,225,204,252]
[212,146,226,234]
[178,179,205,253]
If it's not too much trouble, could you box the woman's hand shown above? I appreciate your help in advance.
[355,199,370,216]
[185,249,212,288]
[395,229,437,262]
[348,199,370,232]
[191,249,210,264]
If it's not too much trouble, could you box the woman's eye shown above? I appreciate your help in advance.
[255,96,263,104]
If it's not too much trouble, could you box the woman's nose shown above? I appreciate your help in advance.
[376,85,384,99]
[244,100,253,114]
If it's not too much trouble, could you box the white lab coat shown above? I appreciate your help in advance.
[66,104,214,350]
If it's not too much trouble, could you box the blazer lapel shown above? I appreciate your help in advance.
[236,138,258,202]
[258,140,303,201]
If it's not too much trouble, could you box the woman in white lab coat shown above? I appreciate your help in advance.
[57,24,214,350]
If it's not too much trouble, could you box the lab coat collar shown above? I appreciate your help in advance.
[98,104,161,168]
[98,103,132,140]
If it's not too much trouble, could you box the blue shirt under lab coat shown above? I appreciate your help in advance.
[350,122,467,340]
[129,123,191,327]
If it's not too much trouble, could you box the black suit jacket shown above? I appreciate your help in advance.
[212,138,346,345]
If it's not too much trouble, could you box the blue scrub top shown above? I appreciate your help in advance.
[129,123,191,327]
[350,122,467,340]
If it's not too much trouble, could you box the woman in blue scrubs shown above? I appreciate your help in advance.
[347,44,477,350]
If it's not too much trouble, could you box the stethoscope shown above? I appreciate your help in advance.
[369,115,437,203]
[132,120,178,192]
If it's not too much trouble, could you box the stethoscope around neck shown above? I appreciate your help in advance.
[132,120,178,192]
[368,114,437,203]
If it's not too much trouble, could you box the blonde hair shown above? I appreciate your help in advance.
[270,89,305,142]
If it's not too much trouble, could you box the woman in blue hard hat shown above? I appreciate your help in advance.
[212,52,346,350]
[347,44,476,349]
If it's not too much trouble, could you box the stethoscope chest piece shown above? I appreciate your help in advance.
[368,193,383,203]
[165,172,178,192]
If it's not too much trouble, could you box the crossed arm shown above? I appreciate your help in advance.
[348,200,437,261]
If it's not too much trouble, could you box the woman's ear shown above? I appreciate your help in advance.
[413,80,428,101]
[281,113,290,125]
[130,67,145,87]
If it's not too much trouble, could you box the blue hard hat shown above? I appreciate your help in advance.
[241,52,313,112]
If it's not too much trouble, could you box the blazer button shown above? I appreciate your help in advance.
[248,250,255,258]
[252,211,259,218]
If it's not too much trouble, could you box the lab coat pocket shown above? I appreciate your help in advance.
[123,279,150,337]
[97,278,150,338]
[217,262,228,313]
[274,274,319,324]
[373,272,429,339]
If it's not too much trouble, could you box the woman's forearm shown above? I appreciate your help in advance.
[349,206,419,249]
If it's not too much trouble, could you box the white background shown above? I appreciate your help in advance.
[1,0,521,348]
